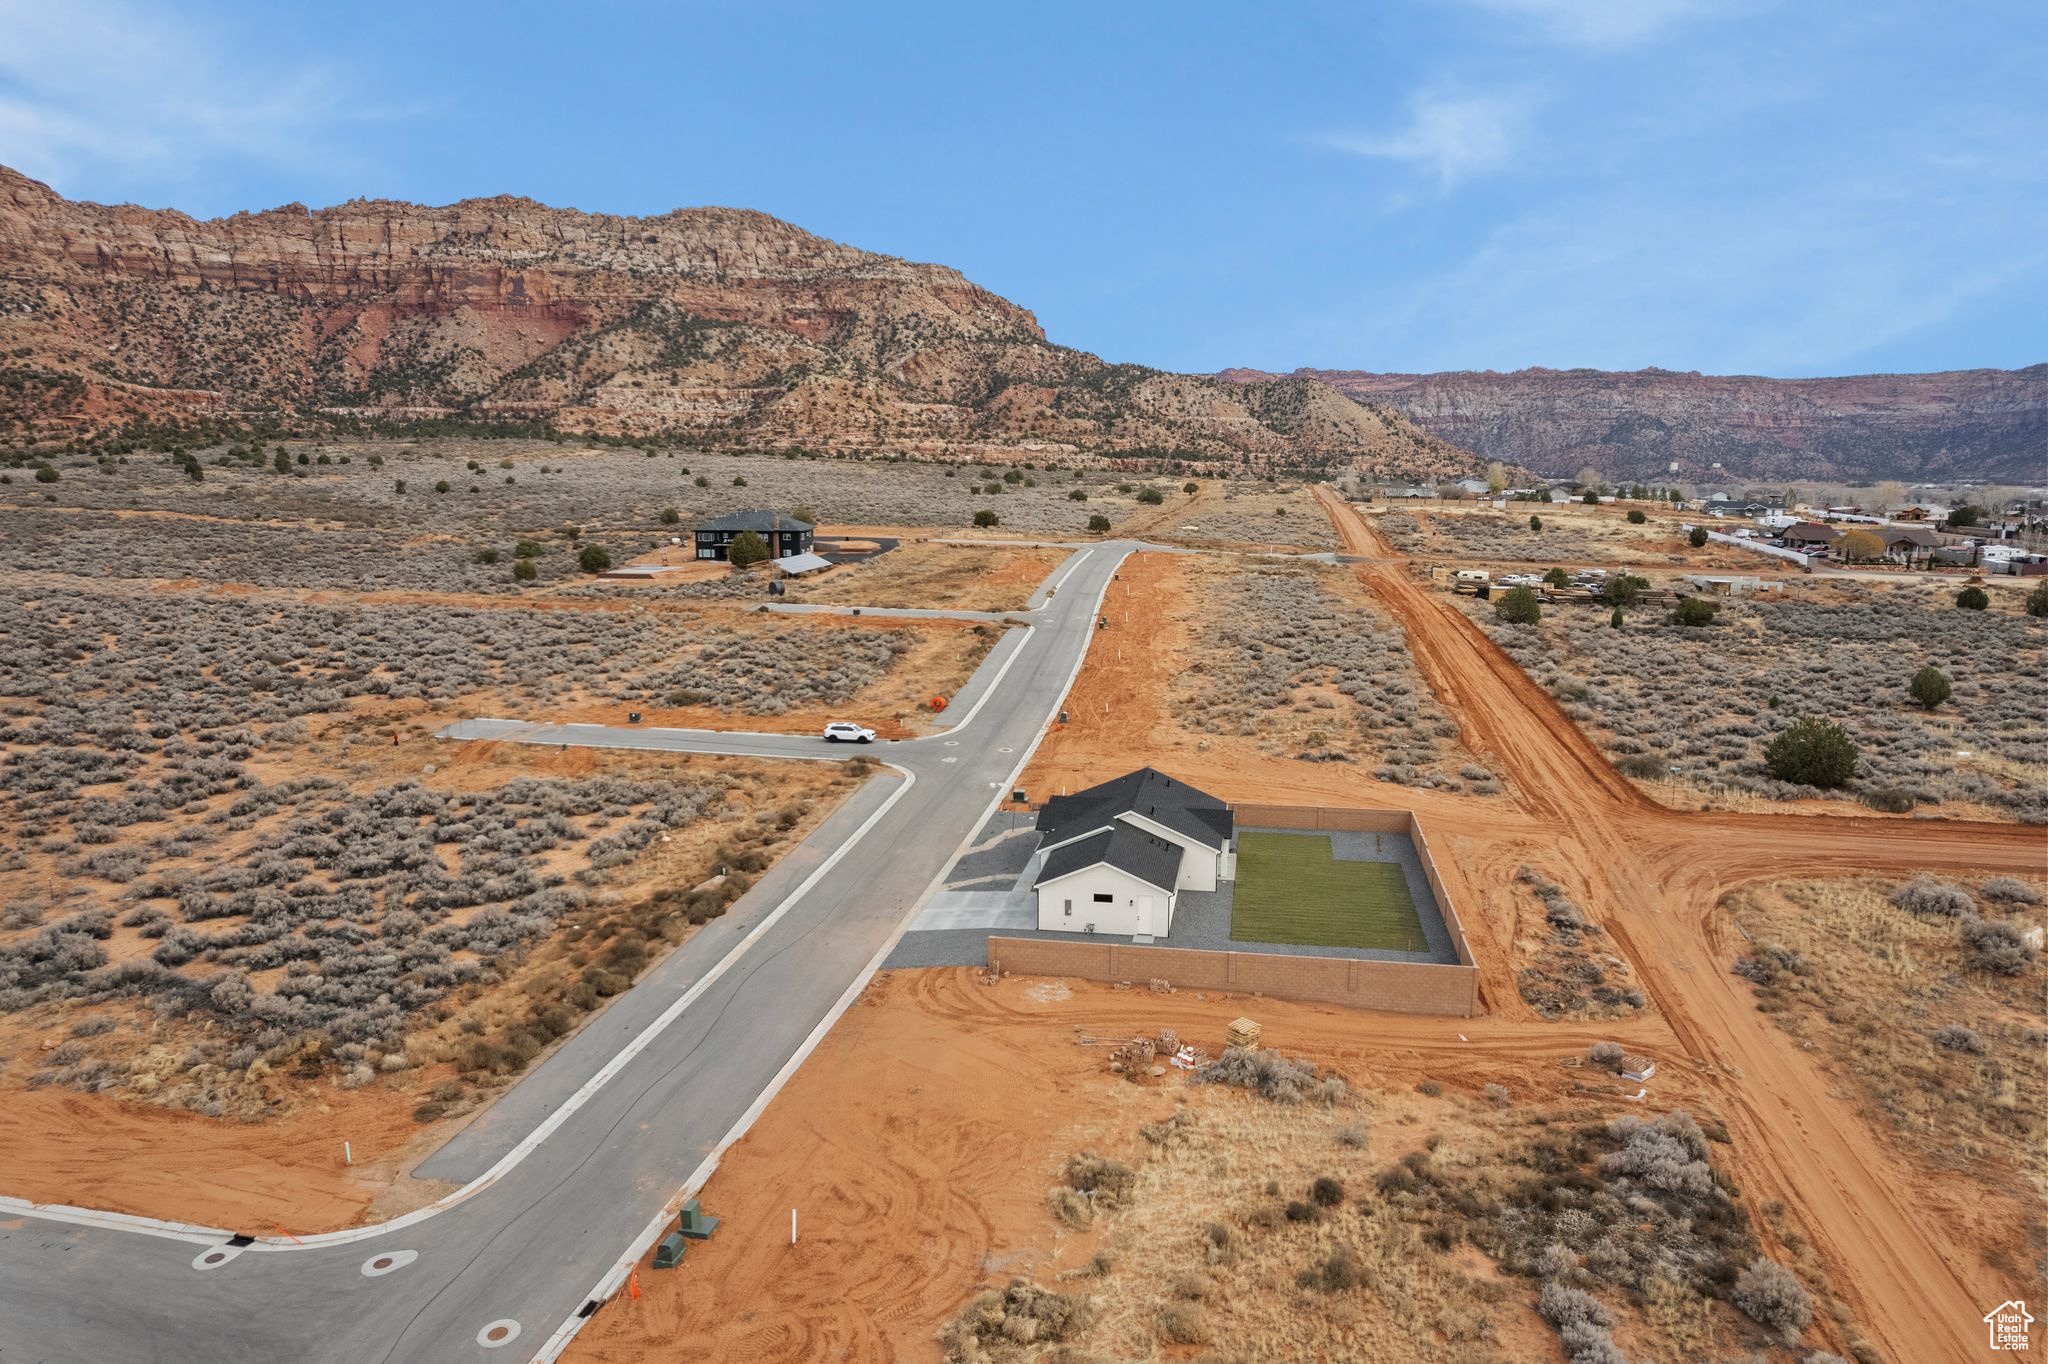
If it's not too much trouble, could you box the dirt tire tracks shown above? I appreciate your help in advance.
[1313,484,2041,1364]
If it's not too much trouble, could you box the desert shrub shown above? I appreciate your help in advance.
[1600,1110,1715,1197]
[1615,754,1666,779]
[1731,1256,1812,1343]
[1980,876,2041,904]
[1086,513,1110,532]
[1334,1121,1370,1148]
[1309,1175,1346,1207]
[973,509,999,527]
[1908,665,1952,709]
[1154,1301,1210,1345]
[1626,509,1647,524]
[1888,875,1974,918]
[1484,1082,1512,1108]
[726,530,768,568]
[512,559,537,582]
[1283,1199,1324,1223]
[1195,1046,1346,1104]
[1689,526,1709,547]
[1603,575,1646,609]
[1047,1187,1092,1228]
[1062,1151,1135,1209]
[1960,916,2038,975]
[1764,716,1857,788]
[2026,581,2048,618]
[577,544,612,573]
[1955,585,1989,611]
[1495,586,1541,625]
[1732,941,1806,986]
[1135,486,1164,505]
[1588,1041,1624,1069]
[1931,1024,1983,1053]
[1538,1281,1614,1330]
[1859,785,1914,813]
[1304,1247,1365,1293]
[942,1279,1090,1357]
[1671,597,1718,627]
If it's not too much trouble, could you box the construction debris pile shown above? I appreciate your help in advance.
[1104,1027,1208,1081]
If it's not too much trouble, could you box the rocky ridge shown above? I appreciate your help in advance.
[0,166,1473,477]
[1216,365,2048,484]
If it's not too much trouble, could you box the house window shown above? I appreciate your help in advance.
[1063,899,1073,917]
[1092,893,1113,904]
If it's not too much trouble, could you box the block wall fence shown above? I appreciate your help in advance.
[989,803,1478,1018]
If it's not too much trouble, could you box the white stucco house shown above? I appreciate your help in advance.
[1030,769,1235,938]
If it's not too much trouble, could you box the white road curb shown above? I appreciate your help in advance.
[527,546,1131,1362]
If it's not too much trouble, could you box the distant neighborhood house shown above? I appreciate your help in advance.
[1031,768,1236,938]
[1779,522,1841,548]
[693,508,816,561]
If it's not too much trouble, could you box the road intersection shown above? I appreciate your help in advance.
[0,542,1133,1364]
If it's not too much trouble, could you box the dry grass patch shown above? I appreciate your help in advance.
[1171,556,1492,790]
[1723,875,2046,1289]
[941,1044,1854,1364]
[797,541,1066,611]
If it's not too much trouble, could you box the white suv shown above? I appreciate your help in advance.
[823,722,875,744]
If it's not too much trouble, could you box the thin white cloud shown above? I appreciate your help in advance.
[1329,155,2048,375]
[0,0,402,196]
[1456,0,1717,48]
[1324,91,1529,188]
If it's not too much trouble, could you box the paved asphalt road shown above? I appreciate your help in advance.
[0,542,1134,1364]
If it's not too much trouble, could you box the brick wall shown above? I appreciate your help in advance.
[986,937,1479,1018]
[1232,803,1476,971]
[994,799,1481,1017]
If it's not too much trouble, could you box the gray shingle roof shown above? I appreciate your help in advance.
[697,508,816,533]
[1036,767,1231,851]
[1035,824,1182,894]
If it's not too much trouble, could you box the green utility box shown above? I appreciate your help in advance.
[678,1198,720,1239]
[652,1231,687,1269]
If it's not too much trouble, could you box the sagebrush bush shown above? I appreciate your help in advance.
[1889,876,1975,918]
[1732,1256,1812,1343]
[1981,876,2041,905]
[1195,1046,1348,1104]
[1960,916,2038,975]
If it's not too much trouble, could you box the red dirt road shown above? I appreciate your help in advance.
[1315,487,2042,1363]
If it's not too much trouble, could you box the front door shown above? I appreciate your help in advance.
[1131,895,1156,937]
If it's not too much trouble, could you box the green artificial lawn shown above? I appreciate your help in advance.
[1230,831,1427,951]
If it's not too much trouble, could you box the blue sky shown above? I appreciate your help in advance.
[2,0,2042,378]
